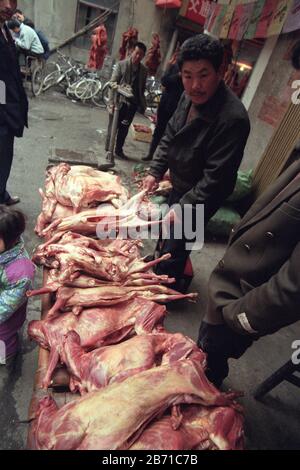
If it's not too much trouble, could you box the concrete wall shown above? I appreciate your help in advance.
[242,30,300,171]
[112,0,177,69]
[18,0,78,47]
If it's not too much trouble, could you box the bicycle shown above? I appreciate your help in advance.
[40,50,83,93]
[21,55,52,97]
[40,51,103,103]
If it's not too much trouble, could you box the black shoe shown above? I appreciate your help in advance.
[142,155,153,162]
[115,150,129,160]
[5,196,20,206]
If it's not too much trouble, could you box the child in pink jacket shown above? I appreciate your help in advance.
[0,206,35,363]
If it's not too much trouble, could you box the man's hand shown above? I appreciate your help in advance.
[143,175,159,193]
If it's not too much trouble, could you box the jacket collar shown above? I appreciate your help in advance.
[0,240,24,265]
[231,160,300,242]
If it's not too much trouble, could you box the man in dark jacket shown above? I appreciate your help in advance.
[143,34,250,290]
[198,160,300,386]
[142,61,183,162]
[107,42,147,160]
[0,0,28,205]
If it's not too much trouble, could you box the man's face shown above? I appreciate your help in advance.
[181,59,222,106]
[131,46,145,66]
[0,0,17,23]
[14,11,23,22]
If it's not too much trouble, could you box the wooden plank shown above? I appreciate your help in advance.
[27,269,72,449]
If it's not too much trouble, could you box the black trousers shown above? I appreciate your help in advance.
[197,321,255,387]
[106,102,138,153]
[0,131,14,204]
[154,190,197,291]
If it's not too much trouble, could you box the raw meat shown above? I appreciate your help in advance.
[40,190,161,238]
[130,405,244,450]
[29,285,197,317]
[28,299,166,388]
[30,359,240,450]
[63,331,205,394]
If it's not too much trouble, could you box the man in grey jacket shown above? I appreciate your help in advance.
[143,34,250,291]
[198,160,300,386]
[107,42,147,160]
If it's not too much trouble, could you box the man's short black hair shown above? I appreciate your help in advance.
[135,42,147,55]
[0,206,26,251]
[7,19,21,30]
[15,9,23,14]
[178,34,224,72]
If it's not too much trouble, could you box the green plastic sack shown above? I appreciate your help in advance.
[227,169,253,203]
[207,206,241,238]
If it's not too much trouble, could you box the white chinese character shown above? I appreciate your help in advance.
[200,1,211,17]
[188,0,201,14]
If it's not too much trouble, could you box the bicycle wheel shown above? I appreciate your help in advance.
[75,79,101,101]
[31,65,44,96]
[42,68,64,92]
[101,82,110,106]
[91,88,104,107]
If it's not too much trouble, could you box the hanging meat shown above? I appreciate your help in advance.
[145,33,161,76]
[28,299,167,388]
[30,359,241,450]
[62,331,205,395]
[119,27,139,60]
[87,24,108,70]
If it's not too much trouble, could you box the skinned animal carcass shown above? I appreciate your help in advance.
[30,285,197,318]
[63,331,205,394]
[30,359,241,450]
[130,405,244,451]
[31,231,174,286]
[40,190,161,239]
[28,299,167,389]
[35,164,128,236]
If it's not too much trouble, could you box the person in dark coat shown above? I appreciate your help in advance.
[198,160,300,386]
[142,60,183,161]
[143,34,250,291]
[0,0,28,206]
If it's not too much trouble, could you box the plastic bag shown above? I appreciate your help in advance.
[227,169,253,203]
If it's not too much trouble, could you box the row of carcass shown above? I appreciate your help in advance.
[28,164,245,450]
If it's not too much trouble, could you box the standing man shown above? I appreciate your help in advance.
[7,19,44,58]
[142,58,183,162]
[143,34,250,291]
[106,42,147,160]
[0,0,28,205]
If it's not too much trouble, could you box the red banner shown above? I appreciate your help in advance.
[183,0,211,26]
